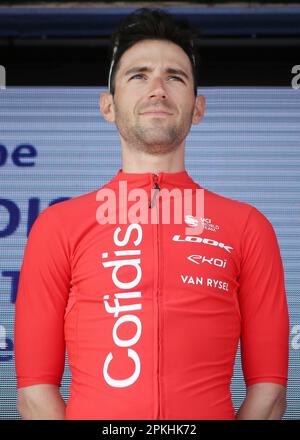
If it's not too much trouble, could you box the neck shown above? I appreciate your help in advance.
[121,143,185,174]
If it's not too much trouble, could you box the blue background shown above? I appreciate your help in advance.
[0,86,299,419]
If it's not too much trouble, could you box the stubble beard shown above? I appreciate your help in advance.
[114,105,193,155]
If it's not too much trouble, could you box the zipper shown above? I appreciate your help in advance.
[149,174,161,419]
[149,176,160,208]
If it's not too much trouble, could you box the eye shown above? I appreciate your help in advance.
[128,74,185,83]
[169,75,184,82]
[129,74,145,80]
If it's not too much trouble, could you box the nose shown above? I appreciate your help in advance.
[148,76,167,100]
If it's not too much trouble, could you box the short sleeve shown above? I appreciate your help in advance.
[14,206,71,389]
[238,207,290,388]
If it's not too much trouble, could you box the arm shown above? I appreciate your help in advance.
[17,384,66,420]
[237,207,289,419]
[14,207,71,417]
[235,383,287,420]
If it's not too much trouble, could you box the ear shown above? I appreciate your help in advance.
[192,95,206,125]
[99,91,115,123]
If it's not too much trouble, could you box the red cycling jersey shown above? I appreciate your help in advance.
[14,169,289,420]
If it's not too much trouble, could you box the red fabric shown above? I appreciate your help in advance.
[14,169,289,419]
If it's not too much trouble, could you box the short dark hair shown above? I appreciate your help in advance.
[108,8,200,96]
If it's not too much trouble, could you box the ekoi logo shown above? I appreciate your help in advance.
[188,254,227,269]
[101,223,143,388]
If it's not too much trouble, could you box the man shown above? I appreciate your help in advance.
[15,8,289,420]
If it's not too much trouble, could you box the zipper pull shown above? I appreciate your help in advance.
[149,174,160,208]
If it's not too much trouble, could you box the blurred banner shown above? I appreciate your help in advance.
[0,86,299,419]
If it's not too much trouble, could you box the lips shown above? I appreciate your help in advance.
[141,112,171,117]
[140,109,172,116]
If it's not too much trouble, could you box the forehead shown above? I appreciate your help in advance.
[117,39,193,76]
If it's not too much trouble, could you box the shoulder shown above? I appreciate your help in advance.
[203,186,271,229]
[200,187,279,256]
[33,187,100,230]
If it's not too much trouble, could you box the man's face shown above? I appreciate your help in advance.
[109,39,201,155]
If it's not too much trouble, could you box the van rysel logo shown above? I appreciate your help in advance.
[172,234,233,253]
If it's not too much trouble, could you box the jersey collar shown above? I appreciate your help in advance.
[111,168,197,187]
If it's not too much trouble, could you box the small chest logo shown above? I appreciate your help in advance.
[184,215,220,232]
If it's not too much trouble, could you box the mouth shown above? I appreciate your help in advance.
[140,111,172,117]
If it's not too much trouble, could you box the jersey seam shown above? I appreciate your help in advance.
[239,205,255,275]
[49,206,73,276]
[17,376,61,387]
[246,376,288,385]
[48,205,74,398]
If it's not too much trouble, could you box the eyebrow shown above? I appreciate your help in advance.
[124,66,190,81]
